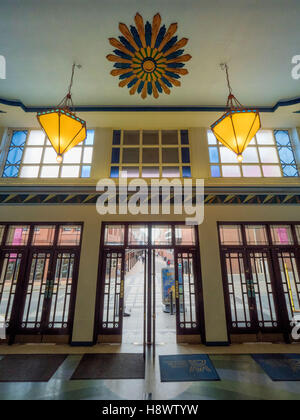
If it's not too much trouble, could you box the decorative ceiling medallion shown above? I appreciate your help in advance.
[107,13,191,99]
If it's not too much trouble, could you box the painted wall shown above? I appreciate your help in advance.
[0,203,299,344]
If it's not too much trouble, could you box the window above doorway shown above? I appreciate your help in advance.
[1,129,95,178]
[208,129,299,178]
[110,130,191,179]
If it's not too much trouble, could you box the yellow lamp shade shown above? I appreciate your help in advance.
[37,108,86,157]
[211,109,261,160]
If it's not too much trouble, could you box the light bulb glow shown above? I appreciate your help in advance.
[237,154,243,162]
[56,154,63,163]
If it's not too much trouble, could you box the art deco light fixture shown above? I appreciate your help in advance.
[211,64,261,162]
[37,63,86,163]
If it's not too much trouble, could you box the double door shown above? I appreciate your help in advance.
[98,248,203,346]
[0,248,79,341]
[221,247,300,338]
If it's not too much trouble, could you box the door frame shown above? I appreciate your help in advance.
[94,222,206,345]
[218,221,300,343]
[0,222,83,344]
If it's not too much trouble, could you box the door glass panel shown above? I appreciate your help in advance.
[295,226,300,244]
[245,225,268,245]
[102,253,123,329]
[0,252,22,326]
[21,253,50,329]
[0,226,4,244]
[277,251,300,320]
[32,225,56,246]
[104,225,125,245]
[270,225,293,245]
[224,252,251,329]
[48,253,75,329]
[177,253,197,329]
[249,252,278,328]
[151,225,172,245]
[57,225,82,246]
[175,225,196,245]
[6,225,30,246]
[128,225,148,245]
[219,225,243,245]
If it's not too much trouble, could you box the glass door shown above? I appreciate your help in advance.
[99,250,125,336]
[175,250,202,335]
[273,249,300,331]
[0,250,26,335]
[221,248,281,333]
[18,249,79,336]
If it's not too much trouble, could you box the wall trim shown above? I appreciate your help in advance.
[1,96,300,113]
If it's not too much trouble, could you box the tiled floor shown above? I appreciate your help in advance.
[0,344,300,400]
[0,257,300,400]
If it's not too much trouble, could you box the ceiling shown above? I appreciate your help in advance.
[0,0,300,109]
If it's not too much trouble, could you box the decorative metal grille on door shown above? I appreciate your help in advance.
[101,252,124,332]
[0,252,23,329]
[176,252,199,331]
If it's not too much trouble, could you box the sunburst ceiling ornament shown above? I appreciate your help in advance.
[107,13,192,99]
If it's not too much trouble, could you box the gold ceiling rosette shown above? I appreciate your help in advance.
[107,13,192,99]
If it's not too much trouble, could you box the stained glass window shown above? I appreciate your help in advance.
[208,129,299,178]
[2,129,95,178]
[110,130,191,178]
[274,130,299,177]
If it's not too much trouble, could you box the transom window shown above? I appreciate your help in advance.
[110,130,191,178]
[208,129,299,178]
[1,129,95,178]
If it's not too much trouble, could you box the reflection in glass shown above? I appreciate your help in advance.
[175,225,196,245]
[128,225,148,245]
[219,225,243,245]
[32,226,56,246]
[57,225,82,246]
[6,225,30,246]
[104,225,125,245]
[151,225,172,245]
[245,225,268,245]
[270,225,293,245]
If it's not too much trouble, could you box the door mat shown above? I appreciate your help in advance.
[71,353,145,380]
[159,354,220,382]
[252,354,300,381]
[0,354,67,382]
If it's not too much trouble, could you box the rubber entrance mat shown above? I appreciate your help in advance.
[0,354,67,382]
[71,353,145,380]
[252,354,300,381]
[159,354,220,382]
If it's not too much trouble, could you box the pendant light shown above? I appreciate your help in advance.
[211,64,261,162]
[37,63,86,163]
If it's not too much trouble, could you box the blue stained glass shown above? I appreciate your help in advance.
[209,147,219,163]
[211,165,221,177]
[3,165,20,177]
[283,165,298,177]
[111,148,120,164]
[85,130,95,145]
[81,165,91,178]
[274,130,290,146]
[11,130,27,146]
[110,166,119,178]
[6,147,23,164]
[112,130,121,145]
[182,166,191,177]
[180,130,189,145]
[278,147,295,164]
[181,148,190,163]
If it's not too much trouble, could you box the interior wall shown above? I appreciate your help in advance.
[0,203,299,344]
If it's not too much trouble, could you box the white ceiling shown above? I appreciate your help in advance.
[0,0,300,108]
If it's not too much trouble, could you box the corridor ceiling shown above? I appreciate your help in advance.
[0,0,300,110]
